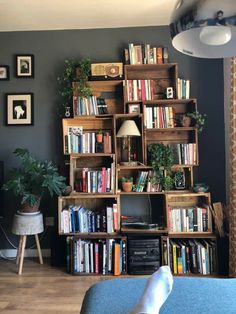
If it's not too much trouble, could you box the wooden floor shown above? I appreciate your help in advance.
[0,258,109,314]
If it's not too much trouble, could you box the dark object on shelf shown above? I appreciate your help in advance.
[193,183,209,193]
[62,185,72,196]
[123,222,158,229]
[174,170,186,190]
[128,238,160,275]
[97,98,108,114]
[95,142,104,153]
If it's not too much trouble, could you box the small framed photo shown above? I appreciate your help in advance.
[16,55,34,78]
[6,93,34,126]
[0,65,10,80]
[128,104,140,114]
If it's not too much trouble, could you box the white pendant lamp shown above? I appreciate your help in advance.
[170,0,236,58]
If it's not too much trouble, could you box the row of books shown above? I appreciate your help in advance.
[177,78,190,99]
[145,106,175,129]
[73,96,108,116]
[170,143,197,165]
[71,238,126,275]
[168,207,209,233]
[75,166,115,193]
[124,43,169,65]
[162,238,217,275]
[126,79,154,101]
[60,204,119,234]
[65,127,112,154]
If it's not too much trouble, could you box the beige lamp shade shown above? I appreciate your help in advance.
[116,120,141,137]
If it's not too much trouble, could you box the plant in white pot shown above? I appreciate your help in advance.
[2,148,67,213]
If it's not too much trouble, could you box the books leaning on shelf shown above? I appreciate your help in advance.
[177,78,190,99]
[69,238,126,275]
[144,106,175,129]
[170,143,197,165]
[167,206,209,232]
[74,165,115,193]
[124,43,169,65]
[60,203,119,234]
[73,96,108,116]
[65,127,112,154]
[162,238,217,275]
[126,79,154,101]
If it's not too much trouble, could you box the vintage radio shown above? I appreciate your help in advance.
[91,62,123,78]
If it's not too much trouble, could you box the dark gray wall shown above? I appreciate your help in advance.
[0,26,225,250]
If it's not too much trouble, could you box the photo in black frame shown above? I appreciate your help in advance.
[6,93,34,126]
[16,55,34,78]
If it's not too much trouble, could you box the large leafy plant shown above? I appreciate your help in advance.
[3,148,66,207]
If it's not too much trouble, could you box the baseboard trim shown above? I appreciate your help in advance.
[0,249,51,258]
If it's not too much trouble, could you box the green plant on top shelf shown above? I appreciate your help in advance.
[57,58,92,116]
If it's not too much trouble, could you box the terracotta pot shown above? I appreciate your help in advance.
[122,182,133,192]
[96,133,103,143]
[20,198,41,213]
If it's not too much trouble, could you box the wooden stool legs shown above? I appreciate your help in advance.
[16,234,43,275]
[35,234,43,265]
[18,235,26,275]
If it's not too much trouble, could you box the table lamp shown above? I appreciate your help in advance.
[116,120,141,166]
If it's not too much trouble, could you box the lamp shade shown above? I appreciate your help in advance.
[170,0,236,58]
[116,120,141,137]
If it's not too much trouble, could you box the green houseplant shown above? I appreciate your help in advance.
[2,148,67,213]
[57,58,92,116]
[148,143,175,191]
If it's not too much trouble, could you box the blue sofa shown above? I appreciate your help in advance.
[81,276,236,314]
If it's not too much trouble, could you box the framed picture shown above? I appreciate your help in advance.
[16,55,34,78]
[6,93,34,126]
[0,65,10,80]
[128,104,140,114]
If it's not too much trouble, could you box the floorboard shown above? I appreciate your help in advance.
[0,258,108,313]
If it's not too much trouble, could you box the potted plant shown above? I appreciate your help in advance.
[181,111,206,133]
[2,148,67,213]
[121,177,133,192]
[57,58,92,117]
[96,128,103,143]
[148,143,175,191]
[75,58,92,98]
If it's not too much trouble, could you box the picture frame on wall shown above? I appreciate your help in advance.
[16,55,34,78]
[128,103,140,114]
[0,65,10,80]
[6,93,34,126]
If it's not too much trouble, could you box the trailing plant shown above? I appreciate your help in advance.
[75,58,92,98]
[187,111,206,133]
[57,58,92,116]
[57,58,77,116]
[2,148,67,208]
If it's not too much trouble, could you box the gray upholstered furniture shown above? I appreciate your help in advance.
[81,276,236,314]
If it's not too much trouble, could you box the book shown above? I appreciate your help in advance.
[113,242,121,275]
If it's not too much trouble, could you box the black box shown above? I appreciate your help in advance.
[128,238,160,275]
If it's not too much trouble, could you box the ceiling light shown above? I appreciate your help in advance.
[170,0,236,58]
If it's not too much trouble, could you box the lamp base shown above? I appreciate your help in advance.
[120,161,139,166]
